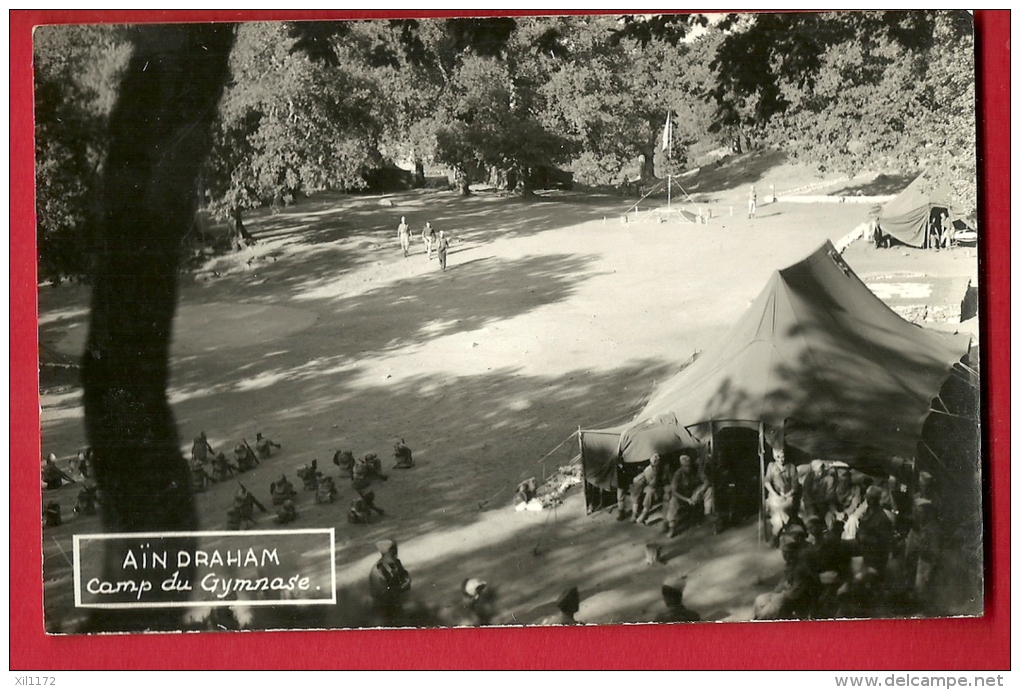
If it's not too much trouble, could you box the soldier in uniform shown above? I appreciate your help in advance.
[368,539,412,620]
[255,432,282,459]
[764,447,801,543]
[191,431,215,465]
[42,454,72,490]
[397,216,411,257]
[348,496,372,524]
[855,485,895,578]
[631,454,663,524]
[210,451,238,482]
[231,484,266,529]
[296,459,322,491]
[353,453,388,491]
[235,442,259,472]
[73,483,99,516]
[422,222,436,259]
[190,457,213,492]
[656,576,700,623]
[316,475,338,504]
[663,454,716,538]
[753,525,819,620]
[445,578,499,627]
[537,586,581,625]
[270,474,297,505]
[393,439,414,469]
[800,460,834,523]
[333,449,356,480]
[274,499,298,525]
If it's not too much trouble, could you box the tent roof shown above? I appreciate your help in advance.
[878,172,959,247]
[581,241,971,484]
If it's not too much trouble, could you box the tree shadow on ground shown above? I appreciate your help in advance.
[683,150,790,198]
[42,355,678,632]
[234,188,625,252]
[834,173,916,197]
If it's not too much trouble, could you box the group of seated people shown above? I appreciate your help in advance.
[757,448,942,620]
[190,431,281,491]
[616,451,722,537]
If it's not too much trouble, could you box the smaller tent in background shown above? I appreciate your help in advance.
[876,172,966,248]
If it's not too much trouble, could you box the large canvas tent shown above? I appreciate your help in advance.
[580,241,972,508]
[877,172,964,248]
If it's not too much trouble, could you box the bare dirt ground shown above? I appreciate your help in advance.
[38,171,981,631]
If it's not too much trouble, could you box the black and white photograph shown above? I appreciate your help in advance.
[34,11,985,637]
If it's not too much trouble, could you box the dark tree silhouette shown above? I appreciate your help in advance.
[81,23,235,631]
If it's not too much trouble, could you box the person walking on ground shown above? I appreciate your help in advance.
[422,222,436,259]
[748,185,757,219]
[397,216,411,257]
[437,230,451,272]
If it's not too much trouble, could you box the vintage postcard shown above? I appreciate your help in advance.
[31,11,989,646]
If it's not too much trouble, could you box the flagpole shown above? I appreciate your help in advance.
[663,110,672,210]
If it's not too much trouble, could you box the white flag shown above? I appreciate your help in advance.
[661,111,672,152]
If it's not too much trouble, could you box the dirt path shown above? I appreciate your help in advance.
[38,187,978,631]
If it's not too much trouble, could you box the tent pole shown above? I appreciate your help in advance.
[577,427,589,514]
[921,440,951,476]
[758,421,765,546]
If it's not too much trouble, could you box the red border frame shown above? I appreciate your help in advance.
[10,10,1009,670]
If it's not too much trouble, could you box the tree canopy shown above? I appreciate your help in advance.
[34,11,978,276]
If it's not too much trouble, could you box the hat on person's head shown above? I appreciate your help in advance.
[376,539,395,555]
[47,453,57,462]
[462,578,487,598]
[556,586,580,614]
[918,470,933,484]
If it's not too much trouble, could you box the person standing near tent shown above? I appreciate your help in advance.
[764,447,800,543]
[397,216,411,257]
[748,185,757,219]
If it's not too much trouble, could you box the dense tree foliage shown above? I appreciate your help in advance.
[34,11,978,275]
[33,25,131,281]
[709,11,976,207]
[203,22,385,238]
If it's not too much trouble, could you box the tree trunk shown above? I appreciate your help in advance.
[638,151,656,184]
[413,158,425,188]
[455,166,471,196]
[231,205,255,249]
[80,23,234,632]
[514,165,534,198]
